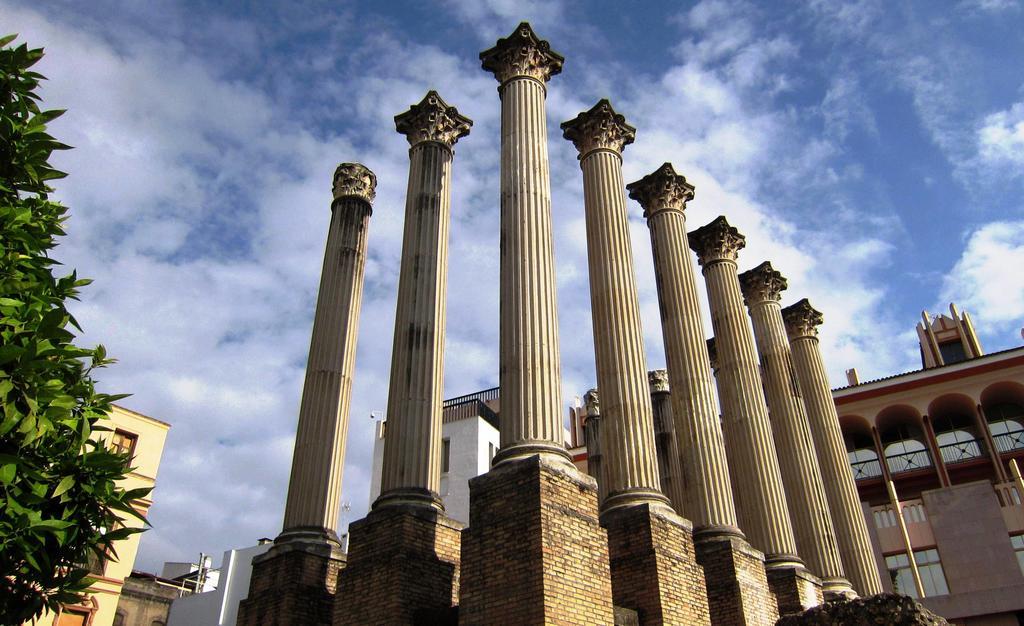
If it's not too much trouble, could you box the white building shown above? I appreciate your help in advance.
[166,541,272,626]
[368,387,586,524]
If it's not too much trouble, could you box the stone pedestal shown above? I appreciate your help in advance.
[766,564,824,617]
[603,503,711,625]
[458,455,615,625]
[237,543,345,626]
[334,506,461,625]
[694,534,779,626]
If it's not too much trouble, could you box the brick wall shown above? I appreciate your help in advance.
[236,543,344,626]
[603,503,711,625]
[695,533,779,626]
[766,565,823,617]
[459,454,615,625]
[333,505,461,625]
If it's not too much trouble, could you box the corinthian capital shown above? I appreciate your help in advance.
[627,163,696,218]
[688,216,746,266]
[480,22,564,84]
[395,91,473,148]
[782,298,824,340]
[584,388,600,417]
[560,99,636,158]
[648,369,670,394]
[738,261,788,307]
[332,162,376,206]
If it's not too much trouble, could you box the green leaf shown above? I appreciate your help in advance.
[52,475,75,498]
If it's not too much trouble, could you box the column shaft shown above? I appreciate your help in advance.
[649,374,687,513]
[742,272,850,595]
[496,75,567,461]
[378,142,453,505]
[647,208,739,532]
[281,170,374,538]
[784,299,884,595]
[703,260,798,561]
[579,148,663,508]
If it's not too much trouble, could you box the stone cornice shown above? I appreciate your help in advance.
[560,99,636,158]
[395,90,473,148]
[782,298,823,340]
[584,388,600,417]
[688,216,746,266]
[738,261,788,306]
[480,22,564,85]
[332,162,376,206]
[648,369,670,394]
[627,163,695,218]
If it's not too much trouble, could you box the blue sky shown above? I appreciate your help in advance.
[4,0,1023,572]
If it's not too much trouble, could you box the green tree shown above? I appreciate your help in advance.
[0,35,148,623]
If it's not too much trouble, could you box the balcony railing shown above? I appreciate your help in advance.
[443,386,499,408]
[994,429,1024,454]
[851,458,883,480]
[937,438,984,465]
[886,449,933,474]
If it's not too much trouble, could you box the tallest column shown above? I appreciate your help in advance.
[483,22,570,465]
[459,23,615,626]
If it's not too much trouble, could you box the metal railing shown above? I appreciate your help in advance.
[886,449,933,474]
[851,458,883,480]
[937,438,984,465]
[443,386,499,408]
[994,429,1024,454]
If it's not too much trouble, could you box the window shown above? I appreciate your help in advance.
[110,430,138,458]
[488,442,496,464]
[938,340,967,365]
[1012,535,1024,576]
[113,612,126,626]
[56,609,90,626]
[886,548,949,598]
[441,438,450,474]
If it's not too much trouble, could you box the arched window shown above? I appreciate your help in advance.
[881,423,932,474]
[988,403,1024,452]
[932,412,983,465]
[844,430,881,480]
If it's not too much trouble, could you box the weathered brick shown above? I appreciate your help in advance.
[237,542,344,626]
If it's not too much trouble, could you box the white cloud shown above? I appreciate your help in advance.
[978,101,1024,170]
[940,221,1024,337]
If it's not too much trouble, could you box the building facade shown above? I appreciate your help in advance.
[838,306,1024,625]
[41,405,170,626]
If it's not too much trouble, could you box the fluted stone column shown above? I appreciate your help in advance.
[460,25,616,625]
[648,370,686,511]
[739,262,853,599]
[561,101,710,626]
[628,163,740,536]
[690,216,821,614]
[238,163,374,626]
[561,100,667,513]
[632,168,778,626]
[483,22,570,466]
[335,94,470,626]
[376,91,472,511]
[783,298,884,597]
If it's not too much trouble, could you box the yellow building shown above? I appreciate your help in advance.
[39,405,170,626]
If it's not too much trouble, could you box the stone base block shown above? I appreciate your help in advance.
[458,454,615,625]
[694,533,778,626]
[333,504,462,626]
[776,592,949,625]
[237,540,345,626]
[767,565,823,617]
[602,503,710,625]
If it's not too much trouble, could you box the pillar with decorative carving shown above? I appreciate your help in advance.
[739,262,853,599]
[561,101,710,625]
[459,24,615,626]
[783,298,884,596]
[631,166,778,626]
[238,163,375,626]
[689,216,821,615]
[335,92,470,626]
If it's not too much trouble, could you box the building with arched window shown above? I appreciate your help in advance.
[837,304,1024,625]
